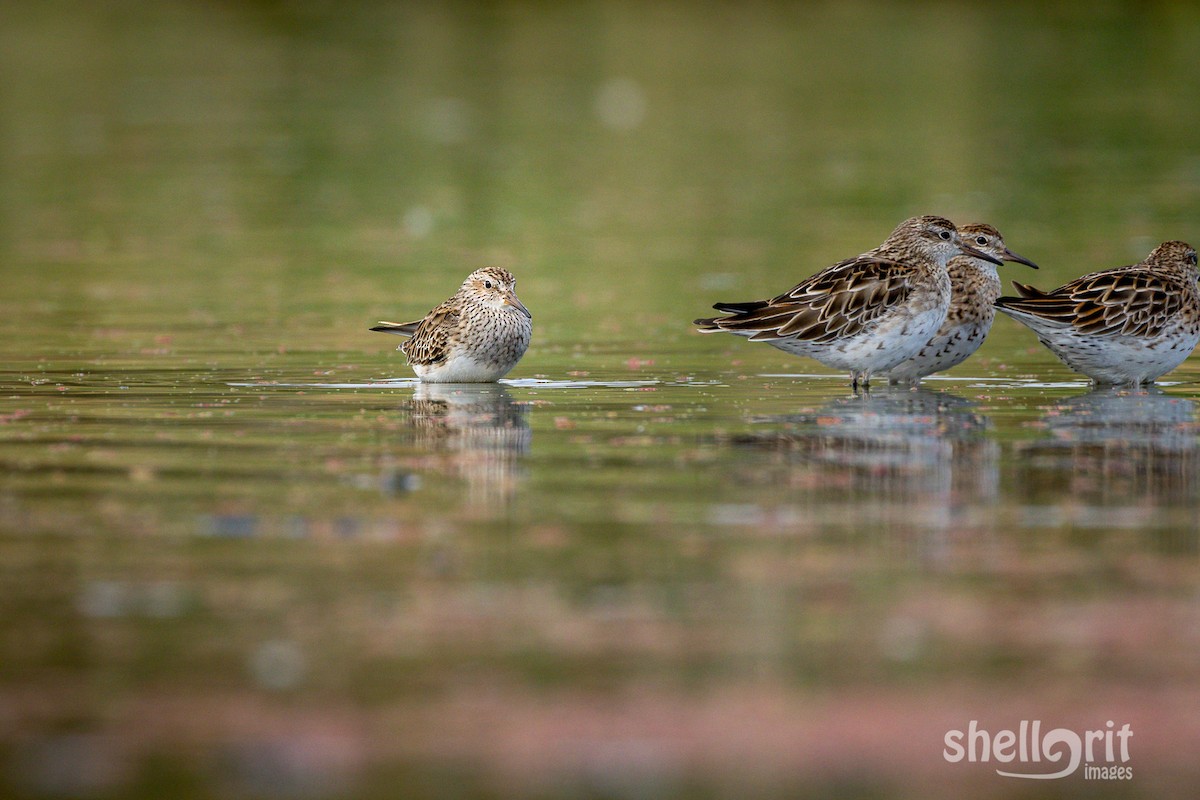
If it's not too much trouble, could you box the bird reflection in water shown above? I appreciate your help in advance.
[400,383,531,509]
[724,387,998,541]
[1016,386,1200,526]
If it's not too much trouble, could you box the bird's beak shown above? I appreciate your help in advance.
[962,243,1004,266]
[505,292,532,319]
[1002,248,1039,269]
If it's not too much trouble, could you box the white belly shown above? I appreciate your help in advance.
[885,320,991,383]
[414,355,514,383]
[1036,329,1200,385]
[767,304,948,376]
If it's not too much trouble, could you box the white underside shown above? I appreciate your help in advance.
[997,308,1199,384]
[1033,328,1200,384]
[761,305,948,379]
[884,321,991,383]
[414,354,514,383]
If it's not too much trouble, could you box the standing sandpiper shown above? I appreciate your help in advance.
[371,267,532,383]
[995,240,1200,385]
[884,223,1038,384]
[694,216,1002,389]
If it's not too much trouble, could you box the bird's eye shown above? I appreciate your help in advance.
[938,230,952,241]
[1190,252,1198,266]
[484,280,493,289]
[975,236,988,246]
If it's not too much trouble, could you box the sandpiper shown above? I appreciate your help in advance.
[694,215,1002,389]
[371,267,532,382]
[995,240,1200,385]
[884,223,1038,384]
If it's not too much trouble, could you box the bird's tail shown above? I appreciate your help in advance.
[694,300,771,332]
[370,320,420,337]
[712,300,769,314]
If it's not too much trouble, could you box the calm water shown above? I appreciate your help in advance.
[2,2,1200,798]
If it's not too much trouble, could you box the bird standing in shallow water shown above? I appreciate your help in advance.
[694,215,1002,390]
[994,240,1200,385]
[371,267,532,383]
[884,223,1038,384]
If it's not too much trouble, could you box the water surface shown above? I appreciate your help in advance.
[2,2,1200,798]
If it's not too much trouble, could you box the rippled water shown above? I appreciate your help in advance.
[3,2,1200,798]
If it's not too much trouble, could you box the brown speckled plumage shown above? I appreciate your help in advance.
[695,216,1003,389]
[996,240,1200,385]
[371,267,532,383]
[885,223,1038,384]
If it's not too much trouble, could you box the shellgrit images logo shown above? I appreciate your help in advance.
[944,720,1133,780]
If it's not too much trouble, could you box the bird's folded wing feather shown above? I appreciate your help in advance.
[699,255,917,343]
[401,304,458,365]
[997,268,1181,337]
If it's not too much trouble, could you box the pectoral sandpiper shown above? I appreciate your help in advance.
[371,267,532,383]
[885,223,1038,384]
[995,240,1200,385]
[694,215,1001,389]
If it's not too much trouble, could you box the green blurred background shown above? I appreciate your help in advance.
[2,2,1200,798]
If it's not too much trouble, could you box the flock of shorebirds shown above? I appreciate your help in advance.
[371,216,1200,390]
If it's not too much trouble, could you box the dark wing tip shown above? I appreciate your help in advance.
[370,320,419,336]
[697,299,772,329]
[712,300,769,314]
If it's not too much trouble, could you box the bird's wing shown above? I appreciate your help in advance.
[695,255,918,342]
[996,268,1183,337]
[399,303,459,365]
